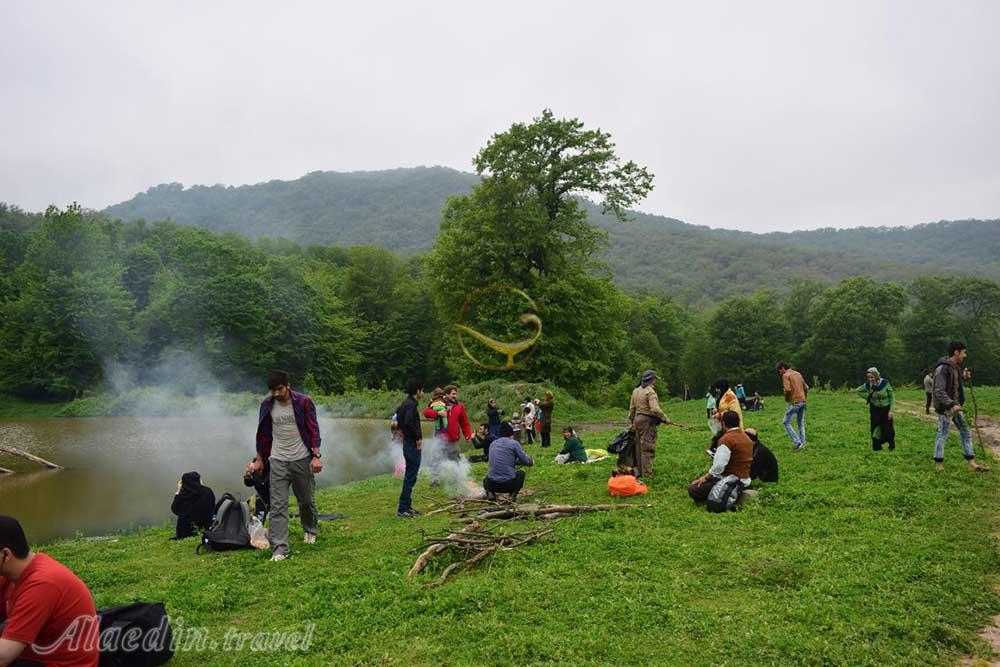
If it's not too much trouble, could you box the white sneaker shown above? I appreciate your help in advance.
[270,552,288,562]
[303,533,316,544]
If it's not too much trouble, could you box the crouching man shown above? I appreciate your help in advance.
[688,411,753,503]
[0,515,100,666]
[483,422,533,503]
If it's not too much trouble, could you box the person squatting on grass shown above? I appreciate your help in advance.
[777,361,808,451]
[470,424,496,464]
[423,384,473,487]
[0,515,100,667]
[627,370,671,479]
[745,428,779,483]
[395,381,425,518]
[249,370,322,561]
[483,422,533,502]
[688,411,754,503]
[855,367,896,451]
[932,342,989,472]
[170,471,216,540]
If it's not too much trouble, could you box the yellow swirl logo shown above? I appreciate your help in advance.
[455,285,542,370]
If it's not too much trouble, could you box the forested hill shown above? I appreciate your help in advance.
[103,167,480,254]
[101,167,999,301]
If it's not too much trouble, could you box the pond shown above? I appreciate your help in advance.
[0,416,434,544]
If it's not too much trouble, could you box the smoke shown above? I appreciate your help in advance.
[420,437,484,498]
[100,351,245,417]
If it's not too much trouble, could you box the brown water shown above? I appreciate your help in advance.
[0,417,433,544]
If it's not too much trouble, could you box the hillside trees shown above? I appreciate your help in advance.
[796,277,907,386]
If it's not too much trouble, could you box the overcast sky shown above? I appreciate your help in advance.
[2,1,998,232]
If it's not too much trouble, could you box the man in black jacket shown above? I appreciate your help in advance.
[396,380,425,518]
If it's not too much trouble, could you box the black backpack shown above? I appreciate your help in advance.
[197,493,251,553]
[607,430,634,455]
[706,475,744,513]
[97,602,174,666]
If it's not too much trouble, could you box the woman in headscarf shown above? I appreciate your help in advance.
[170,471,216,539]
[856,367,895,451]
[627,370,671,479]
[711,379,744,430]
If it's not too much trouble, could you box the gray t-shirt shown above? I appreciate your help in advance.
[270,400,309,462]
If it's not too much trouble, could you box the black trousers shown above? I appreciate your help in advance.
[541,430,551,448]
[870,405,895,450]
[484,470,526,495]
[925,392,932,414]
[688,477,719,503]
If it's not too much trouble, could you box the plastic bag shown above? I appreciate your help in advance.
[608,474,648,497]
[248,516,270,550]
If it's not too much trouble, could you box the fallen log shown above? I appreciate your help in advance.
[0,466,13,475]
[0,446,63,470]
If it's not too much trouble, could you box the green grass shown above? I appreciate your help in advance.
[40,391,1000,665]
[0,396,69,418]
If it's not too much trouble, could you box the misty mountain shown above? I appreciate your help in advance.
[101,166,999,301]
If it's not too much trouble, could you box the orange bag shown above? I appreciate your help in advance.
[608,474,648,497]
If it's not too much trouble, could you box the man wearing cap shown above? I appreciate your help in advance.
[627,370,671,479]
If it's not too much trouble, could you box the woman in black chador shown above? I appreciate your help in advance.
[170,471,216,539]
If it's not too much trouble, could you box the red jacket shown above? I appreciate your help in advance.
[424,400,472,443]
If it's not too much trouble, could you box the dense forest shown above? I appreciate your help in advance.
[101,166,999,304]
[2,110,999,403]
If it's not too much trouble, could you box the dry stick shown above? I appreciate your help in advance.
[0,445,63,470]
[422,561,465,589]
[0,466,14,475]
[408,521,482,577]
[967,380,989,460]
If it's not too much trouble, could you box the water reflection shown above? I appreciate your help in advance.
[0,417,430,544]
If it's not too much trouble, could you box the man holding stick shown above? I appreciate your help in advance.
[932,341,989,472]
[627,370,671,480]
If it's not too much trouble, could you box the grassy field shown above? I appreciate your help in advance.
[34,390,1000,665]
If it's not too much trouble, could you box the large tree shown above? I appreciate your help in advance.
[428,110,653,389]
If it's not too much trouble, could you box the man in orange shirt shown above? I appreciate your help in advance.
[777,361,808,451]
[0,516,99,667]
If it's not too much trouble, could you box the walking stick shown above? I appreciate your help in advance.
[966,374,988,460]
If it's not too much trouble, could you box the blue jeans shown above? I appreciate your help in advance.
[783,402,807,446]
[934,411,975,462]
[398,441,422,512]
[488,423,500,438]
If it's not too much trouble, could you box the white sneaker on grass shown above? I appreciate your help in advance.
[270,552,288,562]
[303,533,316,544]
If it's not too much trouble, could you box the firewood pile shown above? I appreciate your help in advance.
[408,502,651,587]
